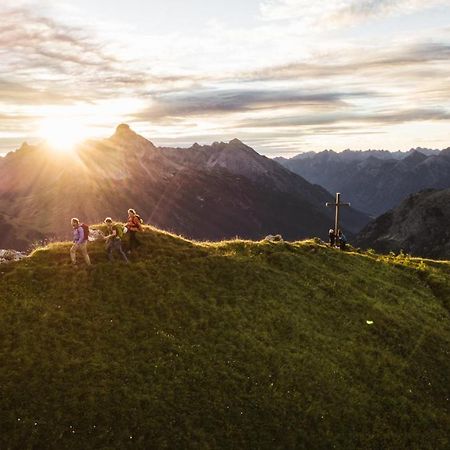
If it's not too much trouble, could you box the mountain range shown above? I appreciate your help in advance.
[0,124,368,250]
[276,148,450,217]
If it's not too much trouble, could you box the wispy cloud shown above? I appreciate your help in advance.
[136,88,374,120]
[260,0,449,25]
[241,42,450,82]
[0,3,187,104]
[0,7,118,73]
[236,108,450,128]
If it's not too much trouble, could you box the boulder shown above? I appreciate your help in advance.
[264,234,284,243]
[88,228,105,242]
[0,249,27,264]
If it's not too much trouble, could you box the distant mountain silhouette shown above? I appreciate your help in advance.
[276,148,450,216]
[0,125,369,250]
[356,188,450,259]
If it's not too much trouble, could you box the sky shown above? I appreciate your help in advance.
[1,0,449,156]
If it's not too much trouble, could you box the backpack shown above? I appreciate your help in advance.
[81,223,90,242]
[114,223,126,239]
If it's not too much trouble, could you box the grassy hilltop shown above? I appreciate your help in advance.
[0,227,449,449]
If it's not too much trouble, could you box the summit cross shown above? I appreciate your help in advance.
[326,193,351,235]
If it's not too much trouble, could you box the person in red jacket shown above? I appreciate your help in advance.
[126,208,143,253]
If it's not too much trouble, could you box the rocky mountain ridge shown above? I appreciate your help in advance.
[356,188,450,259]
[276,147,450,216]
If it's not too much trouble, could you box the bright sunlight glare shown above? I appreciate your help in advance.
[38,118,89,152]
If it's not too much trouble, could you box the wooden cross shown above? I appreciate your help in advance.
[326,193,351,236]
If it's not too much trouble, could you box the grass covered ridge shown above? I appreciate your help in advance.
[0,226,449,449]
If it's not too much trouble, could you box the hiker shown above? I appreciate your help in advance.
[104,217,129,263]
[338,230,347,251]
[70,218,91,266]
[126,208,143,253]
[328,228,335,247]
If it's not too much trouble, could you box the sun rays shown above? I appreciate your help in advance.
[38,117,90,153]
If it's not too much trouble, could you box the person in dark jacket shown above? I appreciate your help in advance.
[338,230,347,251]
[104,217,129,263]
[328,228,336,247]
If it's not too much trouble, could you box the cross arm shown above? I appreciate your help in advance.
[325,202,351,207]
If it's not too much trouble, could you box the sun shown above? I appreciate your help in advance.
[38,118,89,152]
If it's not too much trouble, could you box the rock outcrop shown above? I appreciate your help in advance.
[0,249,26,264]
[356,188,450,258]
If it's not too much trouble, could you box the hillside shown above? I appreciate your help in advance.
[356,188,450,259]
[0,212,45,251]
[0,228,449,449]
[0,125,368,251]
[277,148,450,216]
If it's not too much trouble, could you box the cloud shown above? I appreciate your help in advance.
[135,87,375,120]
[131,37,450,137]
[0,4,189,105]
[0,80,75,104]
[236,108,450,129]
[260,0,449,25]
[241,42,450,82]
[0,7,118,71]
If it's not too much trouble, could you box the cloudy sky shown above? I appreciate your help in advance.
[1,0,449,155]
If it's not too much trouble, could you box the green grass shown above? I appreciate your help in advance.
[0,226,449,449]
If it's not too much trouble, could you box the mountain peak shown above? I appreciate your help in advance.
[109,124,157,151]
[400,150,427,166]
[114,123,135,137]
